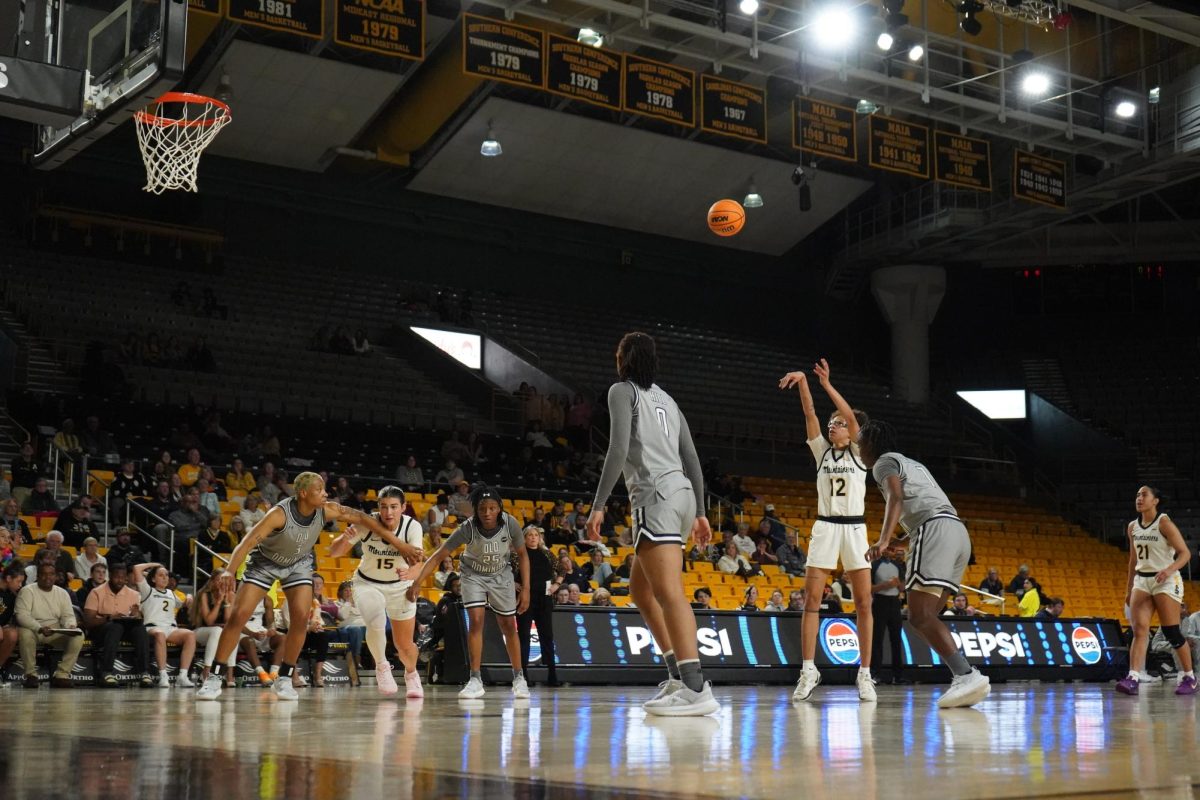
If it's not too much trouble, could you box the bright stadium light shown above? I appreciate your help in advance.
[739,0,760,15]
[480,125,502,157]
[1022,71,1050,96]
[876,31,894,50]
[577,27,604,47]
[908,43,924,61]
[957,390,1027,419]
[812,4,857,48]
[1115,100,1137,118]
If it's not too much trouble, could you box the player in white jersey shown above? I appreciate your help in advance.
[197,472,401,701]
[586,332,717,716]
[779,360,875,702]
[1117,486,1197,695]
[329,485,425,698]
[133,562,196,688]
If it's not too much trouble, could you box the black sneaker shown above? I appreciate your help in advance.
[103,673,119,687]
[140,673,156,688]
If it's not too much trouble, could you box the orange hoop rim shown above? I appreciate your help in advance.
[134,92,231,129]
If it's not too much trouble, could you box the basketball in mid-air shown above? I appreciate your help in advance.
[707,199,745,237]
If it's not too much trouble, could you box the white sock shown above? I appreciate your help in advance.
[159,669,169,677]
[1184,670,1195,678]
[858,667,871,677]
[1127,670,1140,681]
[803,660,816,671]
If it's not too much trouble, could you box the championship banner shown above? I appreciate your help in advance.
[868,114,930,178]
[188,0,222,17]
[1014,150,1067,208]
[545,34,622,111]
[700,76,766,144]
[227,0,324,38]
[462,14,545,89]
[623,55,696,127]
[794,97,857,163]
[934,131,991,191]
[335,0,425,61]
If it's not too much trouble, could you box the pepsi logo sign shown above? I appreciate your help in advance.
[820,619,860,665]
[1071,627,1102,665]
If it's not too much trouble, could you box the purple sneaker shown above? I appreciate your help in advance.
[1115,676,1139,695]
[1175,676,1198,696]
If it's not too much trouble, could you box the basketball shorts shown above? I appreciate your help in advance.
[1132,572,1184,604]
[242,553,314,592]
[461,569,518,616]
[353,575,417,621]
[905,515,971,597]
[807,521,870,572]
[631,486,696,548]
[145,625,178,638]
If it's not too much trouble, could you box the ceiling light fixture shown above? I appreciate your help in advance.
[855,98,879,115]
[908,43,924,61]
[739,0,759,15]
[812,5,857,49]
[743,183,764,208]
[958,0,983,36]
[480,124,502,157]
[876,31,894,50]
[1021,71,1050,96]
[577,27,603,47]
[1114,100,1137,119]
[1148,87,1161,105]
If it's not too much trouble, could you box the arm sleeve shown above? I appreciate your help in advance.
[592,383,635,509]
[871,455,903,484]
[677,413,705,517]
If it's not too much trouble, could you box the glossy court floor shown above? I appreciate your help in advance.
[2,681,1197,800]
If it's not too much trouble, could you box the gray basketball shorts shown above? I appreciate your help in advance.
[905,515,971,596]
[631,486,696,548]
[461,569,518,616]
[242,553,315,592]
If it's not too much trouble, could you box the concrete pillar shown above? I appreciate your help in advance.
[870,264,946,405]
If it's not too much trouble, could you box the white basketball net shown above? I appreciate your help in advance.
[134,94,231,194]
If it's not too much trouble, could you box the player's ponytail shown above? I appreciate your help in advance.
[616,332,658,389]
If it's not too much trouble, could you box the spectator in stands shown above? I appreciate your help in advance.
[22,478,58,514]
[580,549,614,590]
[740,585,760,611]
[434,557,456,590]
[76,562,107,607]
[109,458,150,521]
[759,504,787,550]
[224,459,256,494]
[604,498,628,543]
[237,494,267,531]
[331,476,354,506]
[78,416,116,460]
[449,480,473,519]
[257,463,282,505]
[765,589,786,612]
[525,420,553,451]
[73,536,106,580]
[274,594,332,688]
[105,528,148,570]
[543,394,565,432]
[145,479,177,522]
[55,499,99,547]
[9,442,43,510]
[228,515,248,545]
[352,329,371,355]
[424,494,450,535]
[787,590,806,612]
[259,427,281,458]
[776,530,807,577]
[565,585,582,606]
[870,543,906,684]
[0,561,25,669]
[545,499,569,538]
[718,541,761,581]
[731,523,756,557]
[614,553,634,583]
[819,585,843,613]
[979,567,1004,600]
[753,538,778,569]
[591,588,613,607]
[557,553,588,592]
[178,448,204,487]
[200,467,226,500]
[196,516,234,578]
[553,586,570,605]
[15,562,83,688]
[269,472,291,502]
[943,593,984,617]
[1018,579,1042,617]
[565,393,592,449]
[691,587,713,610]
[334,581,367,669]
[434,459,465,488]
[1,499,31,544]
[522,385,543,425]
[441,432,472,464]
[168,474,184,503]
[33,532,75,581]
[563,499,587,531]
[186,337,217,372]
[1035,597,1065,621]
[0,530,14,569]
[1007,565,1042,599]
[161,489,210,575]
[395,456,425,490]
[53,418,83,460]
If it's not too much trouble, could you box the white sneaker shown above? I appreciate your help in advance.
[937,669,991,709]
[643,678,684,708]
[178,672,195,689]
[856,672,877,702]
[1140,672,1163,685]
[512,675,530,699]
[157,673,171,688]
[196,674,223,701]
[792,668,821,703]
[644,681,719,717]
[274,679,300,701]
[459,676,485,700]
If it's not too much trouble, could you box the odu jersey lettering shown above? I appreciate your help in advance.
[444,513,521,575]
[354,515,423,584]
[252,497,326,567]
[623,382,692,508]
[807,437,868,517]
[1131,513,1176,573]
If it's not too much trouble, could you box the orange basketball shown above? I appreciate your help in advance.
[707,199,745,237]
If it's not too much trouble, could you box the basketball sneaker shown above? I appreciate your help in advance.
[157,672,171,689]
[937,669,990,709]
[459,676,485,700]
[178,672,195,689]
[644,681,719,717]
[512,675,530,699]
[274,679,300,701]
[643,678,684,709]
[196,674,224,701]
[376,666,398,696]
[792,667,821,703]
[856,671,878,702]
[1115,675,1139,695]
[1175,675,1198,696]
[1139,672,1162,684]
[404,670,424,699]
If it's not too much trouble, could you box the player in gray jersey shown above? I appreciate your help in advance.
[858,421,991,709]
[406,485,531,700]
[197,472,401,701]
[586,332,718,716]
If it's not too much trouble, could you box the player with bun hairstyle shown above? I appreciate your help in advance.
[1117,486,1197,695]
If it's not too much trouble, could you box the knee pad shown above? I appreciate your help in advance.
[1163,625,1186,649]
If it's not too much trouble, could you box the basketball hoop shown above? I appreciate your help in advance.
[134,92,231,194]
